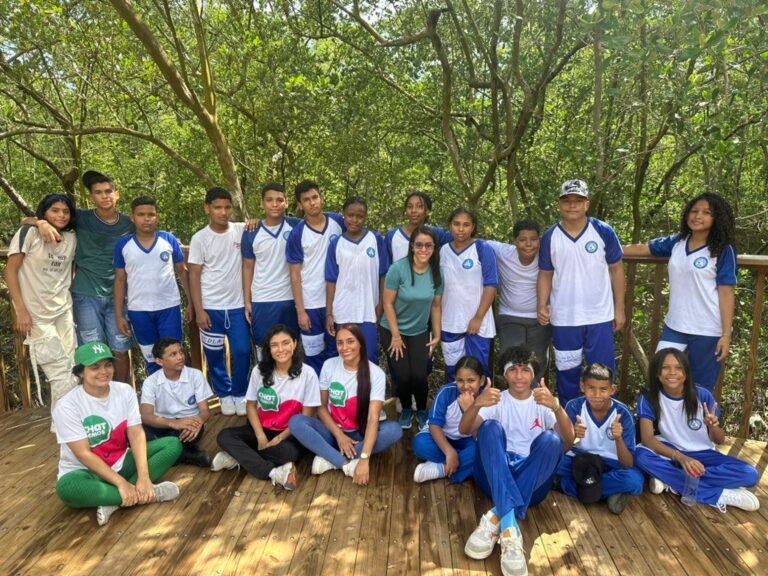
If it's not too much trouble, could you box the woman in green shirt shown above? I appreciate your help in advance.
[381,227,443,430]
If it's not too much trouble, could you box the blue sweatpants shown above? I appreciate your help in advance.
[473,420,563,520]
[413,432,475,484]
[657,324,721,392]
[127,305,183,374]
[200,308,251,398]
[635,444,758,505]
[301,307,337,376]
[551,321,615,405]
[334,321,379,365]
[288,414,402,469]
[251,300,299,349]
[558,452,644,499]
[441,331,492,380]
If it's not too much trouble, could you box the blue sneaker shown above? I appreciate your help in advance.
[399,408,414,429]
[416,409,429,429]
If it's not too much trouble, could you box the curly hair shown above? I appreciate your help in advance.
[258,325,304,387]
[679,192,735,258]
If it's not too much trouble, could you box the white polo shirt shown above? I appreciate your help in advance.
[141,366,214,420]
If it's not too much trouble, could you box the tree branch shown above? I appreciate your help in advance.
[0,170,35,216]
[0,126,216,188]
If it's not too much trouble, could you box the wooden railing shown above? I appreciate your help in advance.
[1,250,766,436]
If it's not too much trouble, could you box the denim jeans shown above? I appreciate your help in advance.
[289,414,402,468]
[72,292,132,352]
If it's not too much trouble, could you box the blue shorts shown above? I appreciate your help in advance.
[72,293,132,352]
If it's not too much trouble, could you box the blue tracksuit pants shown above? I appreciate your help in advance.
[200,308,251,398]
[551,321,615,405]
[413,432,475,484]
[558,452,644,499]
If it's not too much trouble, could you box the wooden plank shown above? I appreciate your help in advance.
[530,495,584,575]
[419,472,453,575]
[255,460,319,576]
[519,507,553,576]
[600,495,687,575]
[354,444,395,576]
[188,475,272,575]
[550,493,619,576]
[444,481,491,576]
[637,493,742,576]
[287,465,345,575]
[386,438,421,576]
[319,467,369,576]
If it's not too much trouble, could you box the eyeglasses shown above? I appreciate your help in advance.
[414,242,435,250]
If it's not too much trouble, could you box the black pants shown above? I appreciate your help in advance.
[143,423,205,458]
[381,327,430,410]
[216,424,305,480]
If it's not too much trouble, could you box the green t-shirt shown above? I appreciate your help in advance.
[71,209,134,297]
[380,258,444,336]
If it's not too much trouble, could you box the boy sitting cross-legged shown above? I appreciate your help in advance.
[557,363,644,514]
[459,346,574,576]
[140,338,214,467]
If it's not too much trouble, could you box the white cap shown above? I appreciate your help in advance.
[559,179,589,198]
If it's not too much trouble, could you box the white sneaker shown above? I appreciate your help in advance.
[342,459,360,478]
[269,462,297,491]
[234,396,247,416]
[153,481,180,503]
[312,455,338,475]
[220,396,236,416]
[649,477,668,495]
[211,451,239,472]
[716,488,760,512]
[499,526,527,576]
[96,505,118,526]
[413,462,445,483]
[465,510,500,559]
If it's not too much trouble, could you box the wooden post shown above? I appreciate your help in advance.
[0,352,7,411]
[619,262,637,403]
[739,269,766,437]
[649,263,665,354]
[9,305,32,409]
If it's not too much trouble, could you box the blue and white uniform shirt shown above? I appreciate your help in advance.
[385,225,453,263]
[649,234,737,337]
[637,386,719,453]
[286,213,345,310]
[564,397,635,461]
[539,218,622,326]
[439,240,498,337]
[420,383,471,439]
[325,229,389,324]
[113,231,184,312]
[242,218,298,303]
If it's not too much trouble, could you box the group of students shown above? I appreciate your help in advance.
[5,170,757,576]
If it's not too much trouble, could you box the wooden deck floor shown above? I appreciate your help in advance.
[2,406,768,576]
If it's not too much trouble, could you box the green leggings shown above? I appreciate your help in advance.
[56,436,182,508]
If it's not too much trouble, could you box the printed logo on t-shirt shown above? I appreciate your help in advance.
[329,381,348,407]
[366,247,376,258]
[462,258,474,270]
[187,394,197,406]
[585,241,598,254]
[688,417,703,430]
[258,387,281,412]
[330,234,340,242]
[233,242,241,249]
[82,415,112,447]
[606,427,615,440]
[529,417,542,430]
[283,231,291,240]
[160,251,171,262]
[693,257,708,269]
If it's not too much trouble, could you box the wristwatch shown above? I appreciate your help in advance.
[360,452,370,460]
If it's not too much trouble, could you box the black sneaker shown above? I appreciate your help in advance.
[607,493,630,515]
[178,448,212,468]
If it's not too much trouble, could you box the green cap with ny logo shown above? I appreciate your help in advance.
[74,342,116,367]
